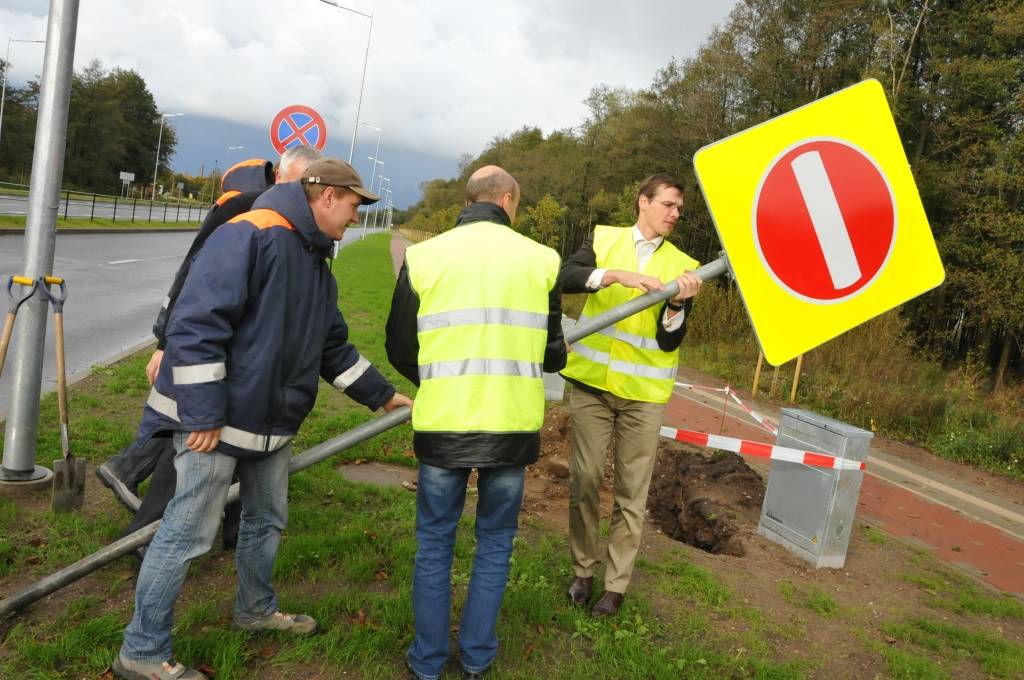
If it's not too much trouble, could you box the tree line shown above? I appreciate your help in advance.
[0,59,180,198]
[401,0,1023,390]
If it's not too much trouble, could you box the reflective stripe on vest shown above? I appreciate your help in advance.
[569,341,676,380]
[579,313,661,351]
[419,358,542,381]
[561,225,698,403]
[417,307,547,332]
[147,388,293,453]
[405,221,560,433]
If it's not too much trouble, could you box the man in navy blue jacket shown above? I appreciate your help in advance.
[113,158,412,680]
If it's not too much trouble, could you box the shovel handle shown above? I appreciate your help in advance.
[53,310,71,460]
[6,275,38,315]
[40,276,68,314]
[0,312,14,377]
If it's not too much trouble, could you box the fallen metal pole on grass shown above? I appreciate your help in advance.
[0,409,410,617]
[0,256,730,617]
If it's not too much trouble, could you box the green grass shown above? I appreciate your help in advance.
[778,581,839,618]
[901,570,1024,619]
[1,234,1020,680]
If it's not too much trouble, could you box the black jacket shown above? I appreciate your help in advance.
[385,202,567,468]
[559,230,693,393]
[152,160,275,348]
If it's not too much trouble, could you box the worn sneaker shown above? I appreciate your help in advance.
[95,462,142,513]
[111,653,207,680]
[233,610,318,635]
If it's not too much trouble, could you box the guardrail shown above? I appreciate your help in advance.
[0,181,207,224]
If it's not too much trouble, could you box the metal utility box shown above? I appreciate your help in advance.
[757,408,873,568]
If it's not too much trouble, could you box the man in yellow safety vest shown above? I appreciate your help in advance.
[560,174,703,617]
[386,165,567,680]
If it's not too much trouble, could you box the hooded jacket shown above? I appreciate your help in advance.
[138,180,396,460]
[152,159,276,348]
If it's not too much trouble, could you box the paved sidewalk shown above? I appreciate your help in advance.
[666,366,1024,597]
[390,231,409,276]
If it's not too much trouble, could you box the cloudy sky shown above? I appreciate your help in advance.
[1,1,736,205]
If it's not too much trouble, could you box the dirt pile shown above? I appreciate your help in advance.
[647,441,765,556]
[532,406,766,557]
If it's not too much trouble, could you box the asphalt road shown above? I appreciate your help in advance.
[0,226,368,419]
[0,192,206,222]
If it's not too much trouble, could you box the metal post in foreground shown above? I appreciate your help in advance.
[0,256,730,613]
[0,408,411,617]
[1,0,80,483]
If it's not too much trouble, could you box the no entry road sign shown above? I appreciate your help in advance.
[694,79,944,365]
[270,105,328,155]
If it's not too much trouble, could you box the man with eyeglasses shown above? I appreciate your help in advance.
[559,174,703,617]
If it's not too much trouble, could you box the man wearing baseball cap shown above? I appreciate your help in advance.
[114,157,411,680]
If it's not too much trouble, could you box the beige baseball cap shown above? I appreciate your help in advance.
[301,157,380,204]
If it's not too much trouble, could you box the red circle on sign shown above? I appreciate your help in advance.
[753,139,896,302]
[269,105,328,155]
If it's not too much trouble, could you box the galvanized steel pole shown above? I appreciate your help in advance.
[0,255,729,610]
[0,407,410,617]
[1,0,79,483]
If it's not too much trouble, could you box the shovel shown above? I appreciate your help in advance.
[0,275,38,376]
[43,276,86,512]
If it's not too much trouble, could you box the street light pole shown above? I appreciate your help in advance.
[359,119,382,189]
[317,1,372,164]
[375,176,390,232]
[363,156,382,239]
[0,38,45,147]
[151,112,182,200]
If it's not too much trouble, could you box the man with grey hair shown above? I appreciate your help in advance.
[96,147,323,523]
[276,144,323,183]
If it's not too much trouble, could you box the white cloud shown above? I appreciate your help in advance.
[1,0,734,159]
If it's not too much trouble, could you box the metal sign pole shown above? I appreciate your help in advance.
[0,255,730,609]
[1,0,80,483]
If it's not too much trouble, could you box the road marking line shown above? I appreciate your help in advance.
[107,255,179,265]
[791,150,862,289]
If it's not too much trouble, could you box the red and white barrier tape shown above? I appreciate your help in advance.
[659,426,865,471]
[724,389,778,436]
[674,381,779,436]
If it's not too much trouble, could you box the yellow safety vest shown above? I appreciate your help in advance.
[562,225,699,403]
[405,221,560,433]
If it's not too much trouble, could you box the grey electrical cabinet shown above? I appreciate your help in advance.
[757,408,873,568]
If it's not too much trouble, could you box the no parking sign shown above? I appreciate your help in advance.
[694,79,945,366]
[269,105,328,155]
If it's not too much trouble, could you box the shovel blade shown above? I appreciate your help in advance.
[51,458,87,512]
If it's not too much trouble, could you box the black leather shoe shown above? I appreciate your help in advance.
[462,668,488,679]
[568,576,593,606]
[592,590,625,617]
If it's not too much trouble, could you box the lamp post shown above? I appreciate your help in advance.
[0,38,45,147]
[375,176,390,232]
[151,112,182,200]
[359,119,382,189]
[363,155,383,239]
[317,0,372,164]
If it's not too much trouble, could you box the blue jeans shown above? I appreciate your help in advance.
[120,432,291,662]
[406,464,525,680]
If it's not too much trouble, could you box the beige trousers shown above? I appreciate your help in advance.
[568,386,664,593]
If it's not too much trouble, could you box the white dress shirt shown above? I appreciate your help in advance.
[584,226,685,331]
